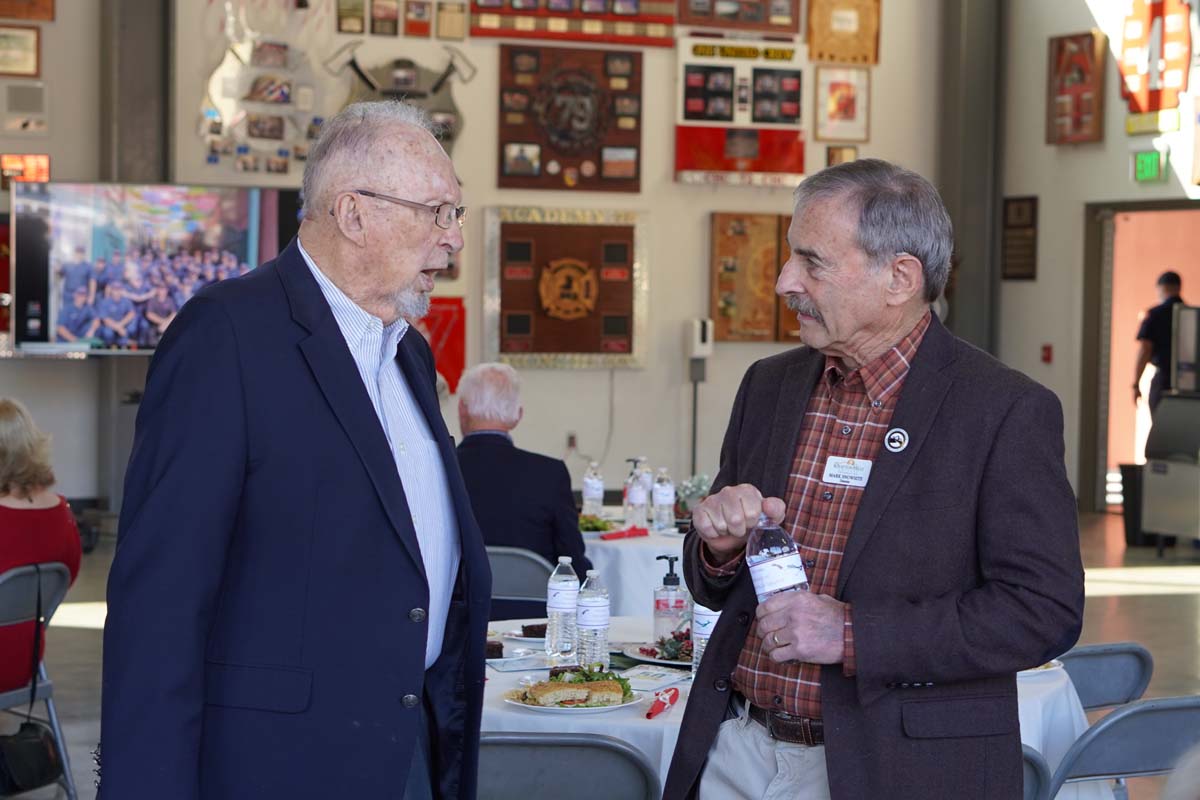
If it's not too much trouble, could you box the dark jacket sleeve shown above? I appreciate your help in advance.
[851,385,1085,686]
[682,361,758,611]
[550,461,592,572]
[100,297,247,800]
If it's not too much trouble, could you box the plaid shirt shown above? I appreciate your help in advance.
[707,311,931,720]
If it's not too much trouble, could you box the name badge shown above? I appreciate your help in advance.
[822,456,872,488]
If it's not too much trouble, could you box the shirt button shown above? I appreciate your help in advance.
[401,694,420,708]
[841,425,852,435]
[872,400,882,409]
[409,608,427,623]
[822,491,833,501]
[773,695,784,706]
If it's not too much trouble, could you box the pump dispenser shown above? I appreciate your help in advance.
[653,554,692,642]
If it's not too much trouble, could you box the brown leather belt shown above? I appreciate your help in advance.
[746,701,825,746]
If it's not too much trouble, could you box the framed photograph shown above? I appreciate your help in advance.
[0,1,53,21]
[606,53,634,77]
[580,0,606,13]
[1046,30,1106,145]
[826,145,857,166]
[243,75,292,104]
[511,49,540,74]
[612,0,639,14]
[0,24,38,78]
[600,146,637,178]
[503,142,541,176]
[613,95,640,116]
[511,0,540,9]
[547,0,574,10]
[814,66,869,142]
[250,41,288,68]
[246,113,285,140]
[807,0,881,64]
[502,89,531,112]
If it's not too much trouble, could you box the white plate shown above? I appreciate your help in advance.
[503,629,546,644]
[622,643,691,667]
[503,690,645,714]
[1018,658,1064,676]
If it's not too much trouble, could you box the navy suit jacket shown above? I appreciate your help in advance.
[100,239,491,800]
[456,433,592,574]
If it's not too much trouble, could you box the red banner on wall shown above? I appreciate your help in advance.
[414,296,466,394]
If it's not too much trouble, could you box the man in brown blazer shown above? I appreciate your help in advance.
[663,159,1084,800]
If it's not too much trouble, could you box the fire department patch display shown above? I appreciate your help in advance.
[676,0,800,36]
[499,45,643,192]
[472,0,673,46]
[676,36,804,186]
[484,207,649,369]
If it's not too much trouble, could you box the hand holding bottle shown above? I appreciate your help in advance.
[691,484,786,563]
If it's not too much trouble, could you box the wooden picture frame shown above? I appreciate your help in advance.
[814,66,869,142]
[0,0,53,21]
[1046,30,1107,145]
[807,0,880,64]
[0,23,38,78]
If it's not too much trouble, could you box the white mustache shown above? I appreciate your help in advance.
[785,294,824,324]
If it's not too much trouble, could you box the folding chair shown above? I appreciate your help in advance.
[1047,695,1200,800]
[1022,744,1050,800]
[486,546,553,621]
[1058,642,1154,711]
[0,562,77,799]
[478,732,660,800]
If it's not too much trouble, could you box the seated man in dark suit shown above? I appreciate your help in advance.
[456,362,592,573]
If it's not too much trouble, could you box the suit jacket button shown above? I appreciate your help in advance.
[410,608,427,623]
[402,694,420,708]
[900,682,911,688]
[736,612,750,625]
[713,678,730,692]
[886,682,897,689]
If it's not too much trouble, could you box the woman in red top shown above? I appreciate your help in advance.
[0,397,82,693]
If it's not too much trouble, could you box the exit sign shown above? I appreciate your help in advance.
[1133,149,1168,182]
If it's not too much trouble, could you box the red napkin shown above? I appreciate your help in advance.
[646,687,680,719]
[600,526,650,541]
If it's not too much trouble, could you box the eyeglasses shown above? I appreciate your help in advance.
[335,189,466,230]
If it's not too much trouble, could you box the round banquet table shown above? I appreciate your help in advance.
[483,617,1112,800]
[583,531,686,618]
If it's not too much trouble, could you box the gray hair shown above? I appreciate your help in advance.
[301,100,439,219]
[458,363,522,426]
[792,159,953,302]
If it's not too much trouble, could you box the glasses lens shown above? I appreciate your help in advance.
[455,207,466,228]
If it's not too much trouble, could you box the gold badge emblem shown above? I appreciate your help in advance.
[539,258,598,320]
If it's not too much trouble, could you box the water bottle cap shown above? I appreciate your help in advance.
[757,512,770,526]
[558,556,572,564]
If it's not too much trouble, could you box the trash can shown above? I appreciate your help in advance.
[1118,463,1146,547]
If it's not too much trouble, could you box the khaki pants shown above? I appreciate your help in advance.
[698,698,832,800]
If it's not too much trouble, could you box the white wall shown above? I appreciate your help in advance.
[1002,0,1200,490]
[0,2,103,498]
[172,0,942,488]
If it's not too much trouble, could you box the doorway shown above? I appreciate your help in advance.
[1080,201,1200,512]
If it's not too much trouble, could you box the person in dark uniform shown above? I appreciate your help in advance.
[58,246,92,307]
[1135,270,1185,413]
[95,283,136,347]
[55,286,99,343]
[142,284,178,347]
[87,256,109,305]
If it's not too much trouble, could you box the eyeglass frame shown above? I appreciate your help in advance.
[329,189,467,230]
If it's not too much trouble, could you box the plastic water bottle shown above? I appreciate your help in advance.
[582,461,604,518]
[652,467,676,531]
[637,459,654,498]
[692,604,721,674]
[576,570,610,670]
[746,513,809,603]
[623,460,648,527]
[546,556,579,666]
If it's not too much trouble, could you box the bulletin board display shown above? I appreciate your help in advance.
[499,45,642,193]
[1119,0,1191,135]
[676,0,800,36]
[471,0,674,46]
[675,37,804,187]
[484,207,648,369]
[710,212,796,342]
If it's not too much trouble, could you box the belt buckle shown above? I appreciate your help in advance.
[768,711,815,746]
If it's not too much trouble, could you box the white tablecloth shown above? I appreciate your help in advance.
[483,617,1111,800]
[584,532,686,617]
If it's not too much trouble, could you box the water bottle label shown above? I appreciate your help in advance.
[583,476,604,501]
[577,597,610,629]
[628,485,648,505]
[654,598,688,611]
[547,586,579,612]
[653,485,676,505]
[693,606,721,639]
[748,552,809,598]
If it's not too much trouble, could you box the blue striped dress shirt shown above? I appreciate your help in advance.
[299,239,461,670]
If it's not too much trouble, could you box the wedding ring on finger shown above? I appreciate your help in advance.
[771,631,787,648]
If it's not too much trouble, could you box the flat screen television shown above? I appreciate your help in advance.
[10,182,301,354]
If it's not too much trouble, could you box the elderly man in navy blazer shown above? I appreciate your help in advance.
[663,160,1084,800]
[455,363,592,575]
[100,101,491,799]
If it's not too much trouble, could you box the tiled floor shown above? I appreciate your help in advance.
[6,512,1197,799]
